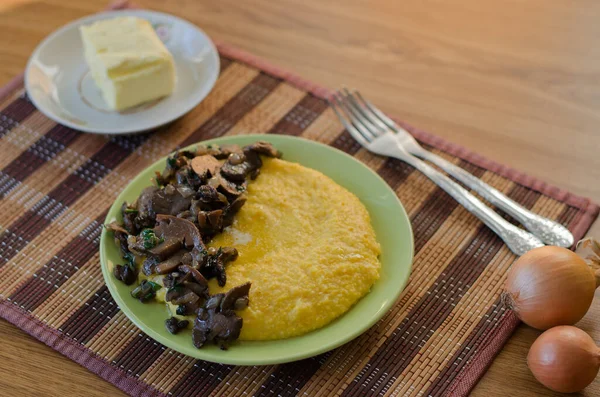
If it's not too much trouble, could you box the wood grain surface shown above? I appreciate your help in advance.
[1,0,599,396]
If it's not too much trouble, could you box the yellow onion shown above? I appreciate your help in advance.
[528,326,600,393]
[503,246,599,330]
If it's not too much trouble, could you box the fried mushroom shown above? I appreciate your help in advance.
[154,215,205,251]
[165,317,189,334]
[192,282,250,350]
[245,141,282,158]
[155,251,186,274]
[113,264,137,285]
[110,141,281,350]
[105,221,130,255]
[190,155,221,180]
[220,282,251,312]
[200,247,238,287]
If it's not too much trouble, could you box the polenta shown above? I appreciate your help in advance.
[208,158,381,340]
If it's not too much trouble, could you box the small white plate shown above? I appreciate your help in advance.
[25,10,220,135]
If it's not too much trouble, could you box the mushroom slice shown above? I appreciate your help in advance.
[165,317,189,334]
[241,149,263,172]
[105,221,129,235]
[245,141,281,158]
[194,185,229,211]
[137,185,192,223]
[163,271,190,289]
[209,173,246,198]
[196,144,242,159]
[222,195,247,227]
[196,185,220,204]
[207,209,223,229]
[155,251,186,274]
[105,221,130,255]
[171,291,200,305]
[216,144,243,159]
[165,284,186,301]
[120,202,138,234]
[220,282,251,312]
[220,161,253,182]
[179,265,209,287]
[142,256,160,276]
[154,214,205,250]
[200,247,238,287]
[113,264,137,285]
[192,293,245,350]
[220,247,239,263]
[191,155,221,179]
[149,238,183,261]
[183,281,209,298]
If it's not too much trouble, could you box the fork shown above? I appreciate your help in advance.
[336,89,573,248]
[329,89,549,256]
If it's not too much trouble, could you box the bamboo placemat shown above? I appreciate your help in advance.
[0,15,598,397]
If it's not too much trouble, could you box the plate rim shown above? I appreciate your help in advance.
[99,134,414,365]
[24,9,220,135]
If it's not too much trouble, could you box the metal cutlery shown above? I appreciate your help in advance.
[329,89,555,256]
[338,89,573,248]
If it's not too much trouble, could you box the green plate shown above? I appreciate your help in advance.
[100,134,414,365]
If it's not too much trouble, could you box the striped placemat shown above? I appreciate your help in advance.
[1,23,598,397]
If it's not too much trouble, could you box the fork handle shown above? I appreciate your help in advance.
[414,150,573,248]
[388,152,544,256]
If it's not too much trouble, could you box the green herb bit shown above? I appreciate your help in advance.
[147,281,162,292]
[140,229,162,249]
[167,157,177,168]
[131,280,161,302]
[124,208,138,215]
[130,284,143,300]
[123,252,136,271]
[139,291,153,301]
[168,285,184,294]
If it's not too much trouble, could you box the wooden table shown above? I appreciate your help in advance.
[1,0,599,395]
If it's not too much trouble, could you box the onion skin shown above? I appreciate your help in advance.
[528,326,600,393]
[504,246,597,330]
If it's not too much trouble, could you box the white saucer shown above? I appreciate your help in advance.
[25,10,220,135]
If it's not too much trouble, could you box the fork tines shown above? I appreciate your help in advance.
[328,88,393,145]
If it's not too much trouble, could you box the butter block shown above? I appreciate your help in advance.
[80,16,176,111]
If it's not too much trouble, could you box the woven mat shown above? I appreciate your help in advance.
[1,22,599,397]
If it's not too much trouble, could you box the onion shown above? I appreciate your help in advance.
[171,292,200,305]
[503,246,599,330]
[528,326,600,393]
[176,185,195,198]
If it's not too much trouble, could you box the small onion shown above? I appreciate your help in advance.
[207,176,220,189]
[176,185,195,198]
[503,246,599,330]
[528,326,600,393]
